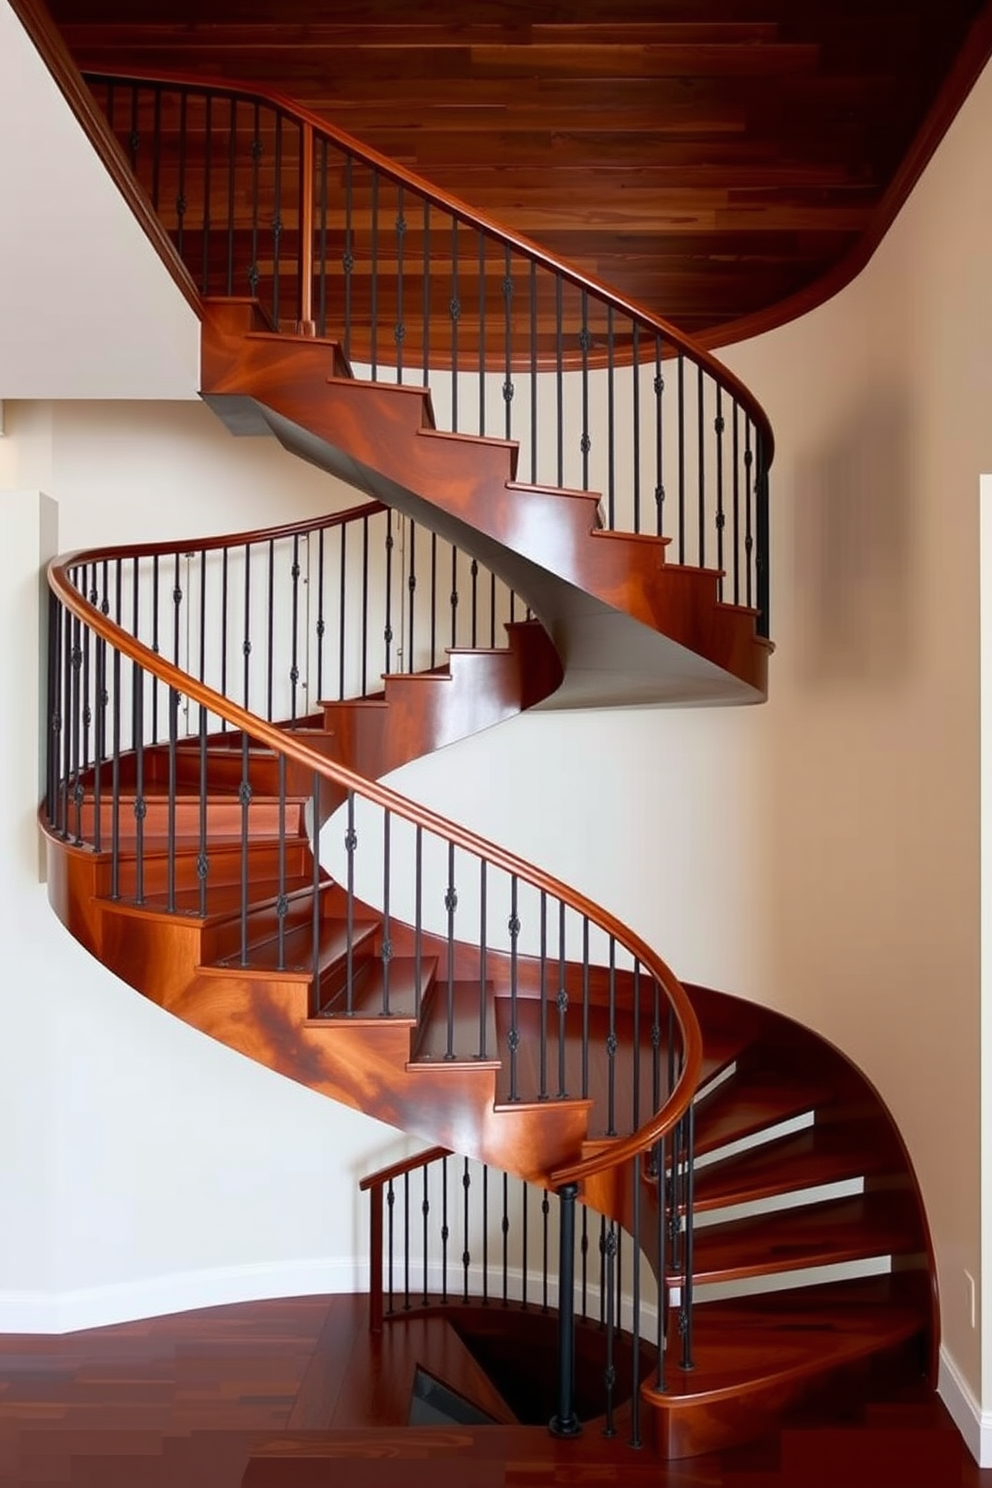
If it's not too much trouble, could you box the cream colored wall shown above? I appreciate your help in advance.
[388,57,992,1407]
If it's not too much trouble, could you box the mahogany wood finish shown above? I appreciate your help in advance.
[200,300,771,702]
[26,0,992,344]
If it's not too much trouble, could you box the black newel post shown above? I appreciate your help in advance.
[549,1182,582,1438]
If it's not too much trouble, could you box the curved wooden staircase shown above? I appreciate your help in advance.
[37,63,938,1465]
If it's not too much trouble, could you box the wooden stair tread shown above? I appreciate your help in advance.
[207,914,379,976]
[693,1069,833,1156]
[107,872,319,923]
[680,1190,923,1286]
[655,1273,928,1399]
[692,1119,897,1211]
[317,956,437,1023]
[410,980,500,1069]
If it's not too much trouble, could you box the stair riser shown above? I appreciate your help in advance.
[75,798,308,843]
[93,840,313,900]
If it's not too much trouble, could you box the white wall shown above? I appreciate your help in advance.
[0,416,422,1332]
[384,55,992,1424]
[0,1,200,400]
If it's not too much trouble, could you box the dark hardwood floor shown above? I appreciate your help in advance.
[0,1293,987,1487]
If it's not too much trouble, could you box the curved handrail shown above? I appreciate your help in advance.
[78,65,772,467]
[47,536,703,1190]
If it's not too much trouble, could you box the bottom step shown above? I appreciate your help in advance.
[647,1272,930,1459]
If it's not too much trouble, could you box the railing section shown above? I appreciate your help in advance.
[361,1140,699,1441]
[84,73,772,639]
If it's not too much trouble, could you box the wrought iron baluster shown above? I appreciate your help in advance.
[242,542,252,711]
[478,859,488,1059]
[444,841,457,1059]
[220,547,229,730]
[422,1164,430,1305]
[266,539,275,722]
[478,232,486,435]
[508,875,520,1102]
[529,260,538,484]
[276,752,287,972]
[698,365,706,567]
[681,1104,696,1372]
[361,515,370,696]
[384,511,393,676]
[202,93,212,294]
[226,97,236,296]
[403,1172,411,1311]
[110,648,121,899]
[249,102,262,299]
[311,769,321,1011]
[539,890,548,1101]
[441,1155,450,1303]
[166,684,178,914]
[450,218,460,431]
[395,184,406,382]
[386,1178,395,1315]
[602,1222,618,1437]
[557,901,568,1099]
[414,824,423,1017]
[338,522,347,700]
[607,305,616,526]
[239,732,251,964]
[657,1132,667,1390]
[756,429,771,638]
[580,289,590,490]
[132,660,146,904]
[715,386,726,599]
[290,535,301,721]
[370,169,380,379]
[744,418,754,610]
[343,155,353,362]
[318,137,328,337]
[272,111,283,325]
[422,200,431,383]
[345,790,357,1013]
[555,276,564,488]
[655,333,665,537]
[521,1180,529,1309]
[732,402,741,606]
[450,546,458,649]
[381,810,391,1015]
[582,916,590,1100]
[482,1165,489,1303]
[632,320,641,532]
[503,246,514,441]
[198,705,209,918]
[462,1159,471,1302]
[677,355,686,564]
[501,1170,510,1304]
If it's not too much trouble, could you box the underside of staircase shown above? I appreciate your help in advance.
[37,59,938,1468]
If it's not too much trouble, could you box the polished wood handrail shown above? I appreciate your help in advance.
[359,1146,453,1193]
[73,61,774,468]
[49,536,704,1189]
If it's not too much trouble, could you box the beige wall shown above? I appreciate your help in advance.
[392,56,992,1407]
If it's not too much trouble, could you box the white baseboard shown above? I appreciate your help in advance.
[938,1345,992,1466]
[0,1256,370,1334]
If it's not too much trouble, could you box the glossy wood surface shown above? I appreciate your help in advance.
[23,0,992,343]
[0,1293,978,1488]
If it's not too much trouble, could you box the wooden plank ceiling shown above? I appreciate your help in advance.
[45,0,992,342]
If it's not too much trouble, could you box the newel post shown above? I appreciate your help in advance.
[549,1181,582,1438]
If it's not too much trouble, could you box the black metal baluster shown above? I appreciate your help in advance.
[677,355,686,564]
[239,732,251,964]
[221,547,229,731]
[315,527,326,705]
[69,612,82,843]
[539,890,548,1101]
[422,1164,430,1305]
[478,859,488,1059]
[450,546,458,649]
[482,1165,489,1303]
[470,557,478,648]
[414,824,423,1017]
[632,320,641,532]
[632,960,641,1132]
[149,555,160,743]
[403,1172,411,1311]
[226,97,236,295]
[93,627,106,854]
[657,1132,667,1390]
[744,418,754,610]
[580,1204,589,1319]
[199,548,207,686]
[521,1181,529,1309]
[343,155,353,363]
[290,535,301,721]
[508,875,520,1101]
[555,276,564,488]
[462,1159,471,1302]
[386,1178,395,1315]
[541,1190,550,1313]
[607,305,616,526]
[345,791,356,1013]
[318,138,328,337]
[132,660,146,903]
[384,511,394,675]
[110,647,121,899]
[557,901,568,1099]
[407,521,418,676]
[311,769,321,1010]
[477,232,486,435]
[756,428,770,638]
[422,200,431,384]
[681,1104,696,1372]
[553,1185,583,1438]
[606,937,617,1137]
[380,810,391,1015]
[501,1171,509,1304]
[276,752,287,972]
[430,533,438,667]
[715,386,725,599]
[580,289,590,490]
[655,333,665,537]
[242,542,252,711]
[370,169,379,378]
[166,684,178,914]
[489,572,496,649]
[249,102,262,299]
[46,594,61,833]
[272,111,283,325]
[176,88,188,263]
[582,916,590,1099]
[338,522,347,700]
[395,185,406,383]
[732,402,741,606]
[503,247,514,441]
[450,218,460,431]
[444,842,457,1059]
[441,1155,450,1304]
[528,262,538,484]
[630,1152,642,1447]
[266,539,275,721]
[602,1222,618,1437]
[151,87,161,210]
[202,93,212,293]
[198,704,209,918]
[698,366,706,567]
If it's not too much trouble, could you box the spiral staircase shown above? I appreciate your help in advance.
[36,59,938,1468]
